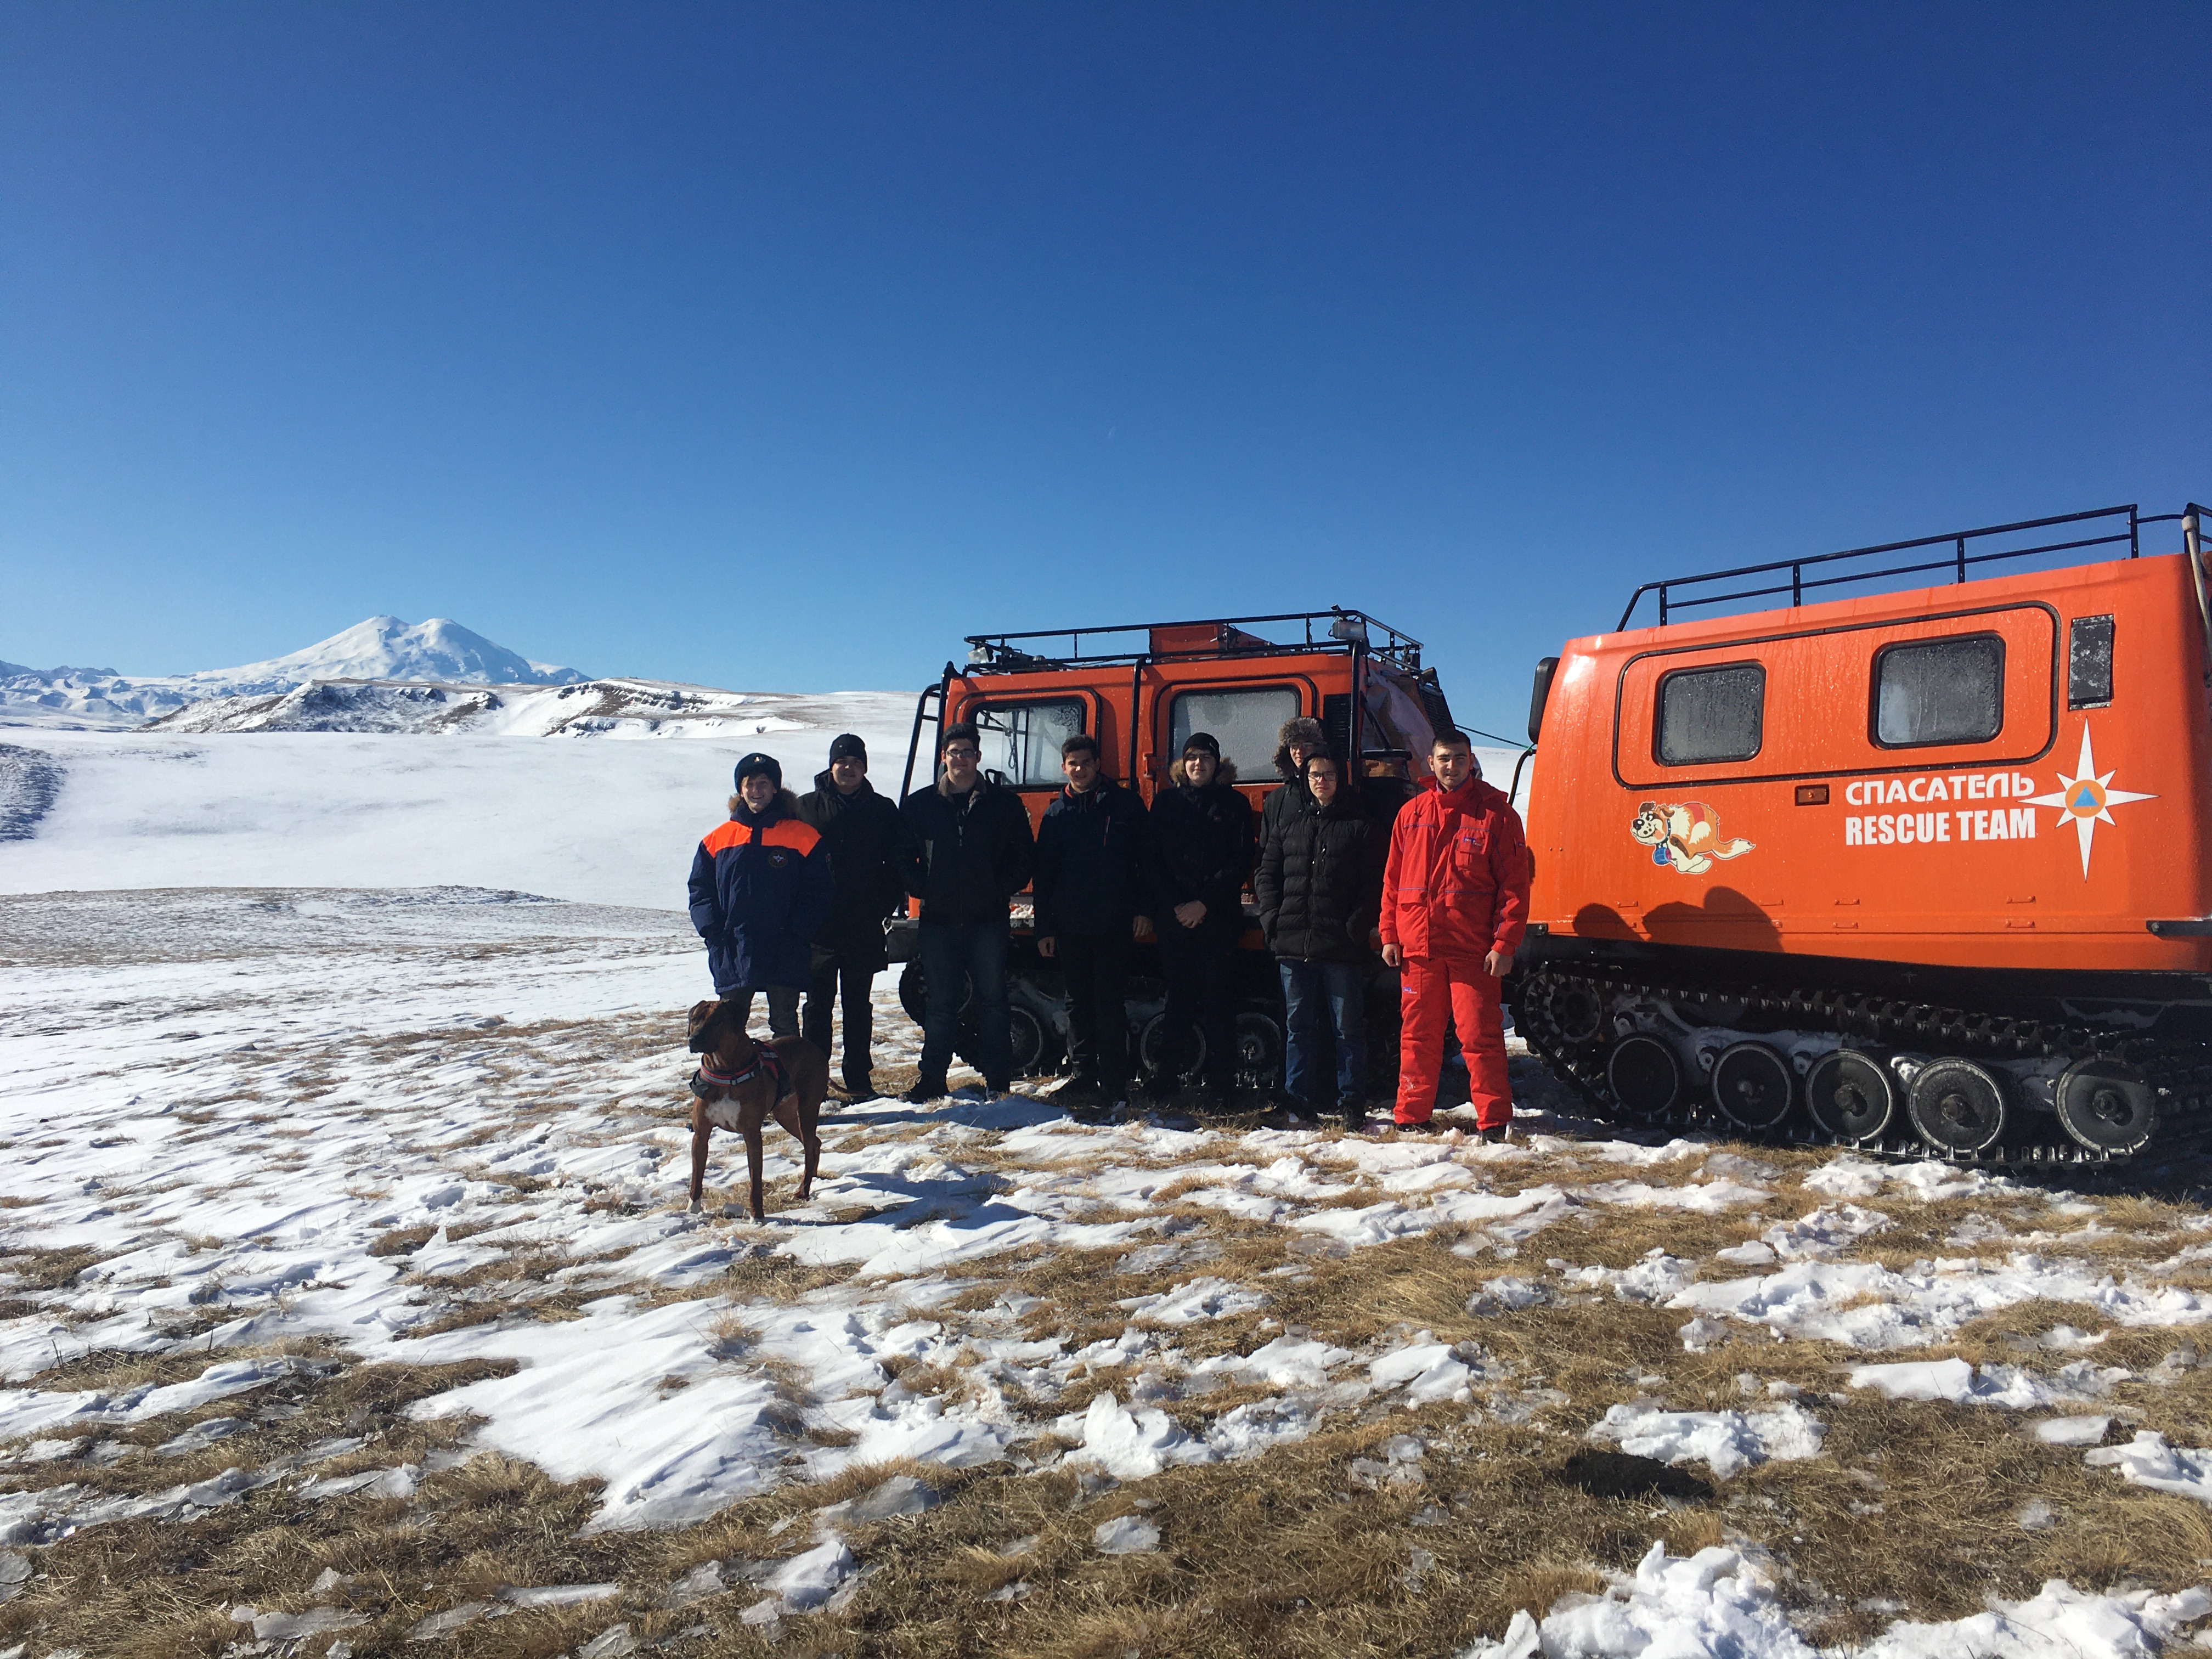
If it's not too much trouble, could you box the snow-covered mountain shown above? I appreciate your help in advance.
[0,617,586,730]
[151,678,915,743]
[178,616,585,695]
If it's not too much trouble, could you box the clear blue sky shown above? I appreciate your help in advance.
[4,2,2208,733]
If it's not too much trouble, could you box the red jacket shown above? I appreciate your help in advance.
[1379,776,1531,962]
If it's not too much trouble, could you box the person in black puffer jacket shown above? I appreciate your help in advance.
[1146,731,1255,1106]
[1256,749,1386,1125]
[1034,731,1150,1114]
[898,721,1036,1098]
[797,733,910,1101]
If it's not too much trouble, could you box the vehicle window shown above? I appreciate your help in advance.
[1656,663,1764,765]
[1875,635,2004,747]
[973,699,1085,787]
[2069,615,2113,709]
[1168,686,1301,780]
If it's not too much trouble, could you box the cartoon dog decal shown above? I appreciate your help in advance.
[1630,800,1754,874]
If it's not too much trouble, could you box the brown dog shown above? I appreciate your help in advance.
[684,998,827,1222]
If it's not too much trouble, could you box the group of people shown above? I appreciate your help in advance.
[684,714,1531,1138]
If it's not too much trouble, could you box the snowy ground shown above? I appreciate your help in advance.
[7,888,2212,1657]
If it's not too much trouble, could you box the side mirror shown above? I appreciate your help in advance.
[1527,657,1560,745]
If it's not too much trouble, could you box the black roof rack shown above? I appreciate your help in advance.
[963,608,1423,673]
[1616,504,2194,631]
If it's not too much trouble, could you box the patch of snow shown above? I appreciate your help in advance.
[2031,1415,2111,1446]
[1584,1401,1826,1480]
[2085,1431,2212,1504]
[1116,1277,1268,1327]
[1562,1250,1699,1304]
[1536,1542,1814,1656]
[1467,1276,1549,1314]
[1854,1578,2210,1657]
[1368,1342,1474,1405]
[1062,1391,1205,1480]
[765,1538,855,1611]
[1847,1358,2122,1410]
[1092,1515,1161,1555]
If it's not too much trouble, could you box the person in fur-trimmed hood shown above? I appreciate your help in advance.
[1147,731,1256,1107]
[687,752,835,1039]
[1262,715,1328,843]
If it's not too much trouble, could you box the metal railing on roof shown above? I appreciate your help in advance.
[1616,504,2193,631]
[962,608,1423,672]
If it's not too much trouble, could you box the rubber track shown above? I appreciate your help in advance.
[1514,962,2212,1169]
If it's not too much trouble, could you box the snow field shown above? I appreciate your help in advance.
[6,889,2212,1653]
[0,708,915,908]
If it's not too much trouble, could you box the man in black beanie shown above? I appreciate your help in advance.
[797,733,909,1102]
[1146,730,1255,1109]
[686,751,833,1037]
[898,720,1035,1100]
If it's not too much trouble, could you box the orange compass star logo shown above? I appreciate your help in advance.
[2025,723,2156,878]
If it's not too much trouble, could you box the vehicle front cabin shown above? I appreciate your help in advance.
[899,608,1453,847]
[890,608,1458,1087]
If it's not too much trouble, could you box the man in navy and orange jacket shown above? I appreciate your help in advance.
[687,752,834,1039]
[1379,729,1531,1138]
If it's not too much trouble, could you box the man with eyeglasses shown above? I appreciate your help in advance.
[1256,748,1386,1129]
[898,721,1036,1102]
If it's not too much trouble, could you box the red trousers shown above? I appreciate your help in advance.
[1395,955,1511,1128]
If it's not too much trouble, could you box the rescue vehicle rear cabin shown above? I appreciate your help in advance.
[1516,502,2212,1165]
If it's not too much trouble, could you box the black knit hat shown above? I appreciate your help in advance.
[733,752,782,791]
[1181,731,1221,759]
[828,732,867,764]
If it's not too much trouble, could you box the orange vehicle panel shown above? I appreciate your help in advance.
[1526,551,2212,975]
[945,652,1349,831]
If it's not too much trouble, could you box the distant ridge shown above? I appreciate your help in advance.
[0,617,588,730]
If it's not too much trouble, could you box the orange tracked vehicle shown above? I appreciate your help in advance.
[893,611,1452,1092]
[1514,502,2212,1166]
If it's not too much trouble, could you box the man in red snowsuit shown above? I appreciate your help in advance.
[1380,729,1532,1137]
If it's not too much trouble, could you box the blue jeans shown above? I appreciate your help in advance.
[917,919,1011,1090]
[1279,958,1368,1107]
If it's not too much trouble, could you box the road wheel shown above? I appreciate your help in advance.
[1804,1048,1898,1141]
[2055,1059,2158,1154]
[1140,1012,1204,1085]
[1906,1058,2008,1154]
[1605,1033,1683,1120]
[1711,1042,1795,1132]
[1234,1011,1284,1092]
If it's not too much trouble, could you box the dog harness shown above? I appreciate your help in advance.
[690,1047,793,1103]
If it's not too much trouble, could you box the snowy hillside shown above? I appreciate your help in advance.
[149,678,897,741]
[0,698,922,908]
[0,616,585,731]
